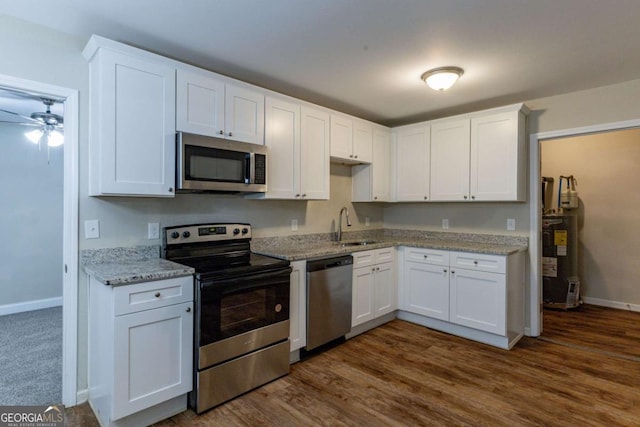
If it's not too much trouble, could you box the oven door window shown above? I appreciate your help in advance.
[199,269,290,346]
[185,144,249,183]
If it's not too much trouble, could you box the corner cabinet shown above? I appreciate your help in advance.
[176,68,265,145]
[398,246,525,349]
[83,39,177,197]
[352,128,391,202]
[88,276,193,427]
[330,115,373,164]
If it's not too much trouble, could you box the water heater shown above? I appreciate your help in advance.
[542,214,580,309]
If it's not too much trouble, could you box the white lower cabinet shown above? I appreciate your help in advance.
[89,276,193,427]
[399,246,525,349]
[352,248,396,327]
[289,260,307,352]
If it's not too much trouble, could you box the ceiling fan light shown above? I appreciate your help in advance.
[421,67,464,91]
[47,130,64,147]
[25,128,44,144]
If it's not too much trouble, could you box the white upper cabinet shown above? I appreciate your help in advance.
[352,127,391,202]
[85,44,176,197]
[330,115,373,163]
[176,69,265,145]
[392,103,527,203]
[300,106,331,200]
[176,69,224,137]
[430,119,471,201]
[470,110,526,201]
[256,99,329,200]
[394,123,431,201]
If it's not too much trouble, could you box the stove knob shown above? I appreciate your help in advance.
[233,228,240,235]
[171,231,180,239]
[182,231,191,238]
[241,227,249,234]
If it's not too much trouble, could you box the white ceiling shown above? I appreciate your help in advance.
[2,0,640,126]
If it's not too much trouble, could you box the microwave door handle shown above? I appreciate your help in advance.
[245,153,254,184]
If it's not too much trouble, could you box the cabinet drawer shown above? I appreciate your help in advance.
[353,250,376,268]
[114,276,194,316]
[450,252,506,274]
[374,247,394,264]
[404,247,449,266]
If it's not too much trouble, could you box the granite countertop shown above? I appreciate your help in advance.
[252,230,527,261]
[82,245,194,286]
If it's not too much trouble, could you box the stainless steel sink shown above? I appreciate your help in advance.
[339,240,379,247]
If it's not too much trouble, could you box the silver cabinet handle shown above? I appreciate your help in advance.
[154,292,161,298]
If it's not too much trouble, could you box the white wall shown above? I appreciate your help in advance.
[542,129,640,306]
[0,125,63,305]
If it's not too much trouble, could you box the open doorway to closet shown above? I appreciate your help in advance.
[0,75,78,407]
[537,128,640,359]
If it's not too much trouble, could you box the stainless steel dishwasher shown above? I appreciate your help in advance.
[305,255,353,351]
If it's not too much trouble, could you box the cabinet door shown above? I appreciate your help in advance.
[430,119,471,201]
[402,261,449,320]
[113,301,193,420]
[449,268,506,335]
[371,128,391,201]
[330,114,353,160]
[225,84,265,144]
[94,49,176,197]
[395,124,430,201]
[176,69,225,137]
[470,111,523,201]
[264,97,301,199]
[353,121,373,163]
[300,106,330,200]
[289,260,307,351]
[352,267,375,327]
[373,262,396,316]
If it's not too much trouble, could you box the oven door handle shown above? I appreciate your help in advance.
[200,266,292,294]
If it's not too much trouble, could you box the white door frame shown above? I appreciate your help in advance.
[528,118,640,337]
[0,74,79,406]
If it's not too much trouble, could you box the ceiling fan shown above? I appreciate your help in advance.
[0,97,64,147]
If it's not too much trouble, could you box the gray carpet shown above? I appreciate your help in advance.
[0,306,62,405]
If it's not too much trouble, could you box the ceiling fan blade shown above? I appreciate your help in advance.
[0,120,42,126]
[0,108,42,124]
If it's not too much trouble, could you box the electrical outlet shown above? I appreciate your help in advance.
[365,217,370,227]
[85,219,100,239]
[442,219,449,229]
[291,219,298,231]
[507,218,516,231]
[148,222,160,239]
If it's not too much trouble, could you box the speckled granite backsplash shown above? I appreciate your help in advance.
[80,245,160,266]
[382,229,528,246]
[252,228,526,250]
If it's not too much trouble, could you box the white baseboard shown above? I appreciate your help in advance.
[0,296,63,316]
[76,388,89,405]
[582,296,640,312]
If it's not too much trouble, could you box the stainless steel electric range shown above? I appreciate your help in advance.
[163,223,291,414]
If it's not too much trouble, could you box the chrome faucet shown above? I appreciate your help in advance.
[335,206,352,242]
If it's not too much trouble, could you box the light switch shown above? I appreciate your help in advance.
[442,219,449,229]
[85,219,100,239]
[291,219,298,231]
[148,222,160,239]
[507,219,516,231]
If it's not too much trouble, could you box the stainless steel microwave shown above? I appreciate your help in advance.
[176,132,267,193]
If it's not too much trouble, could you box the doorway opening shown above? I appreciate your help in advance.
[0,74,79,407]
[529,120,640,360]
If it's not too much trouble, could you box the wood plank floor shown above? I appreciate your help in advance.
[542,304,640,359]
[66,317,640,426]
